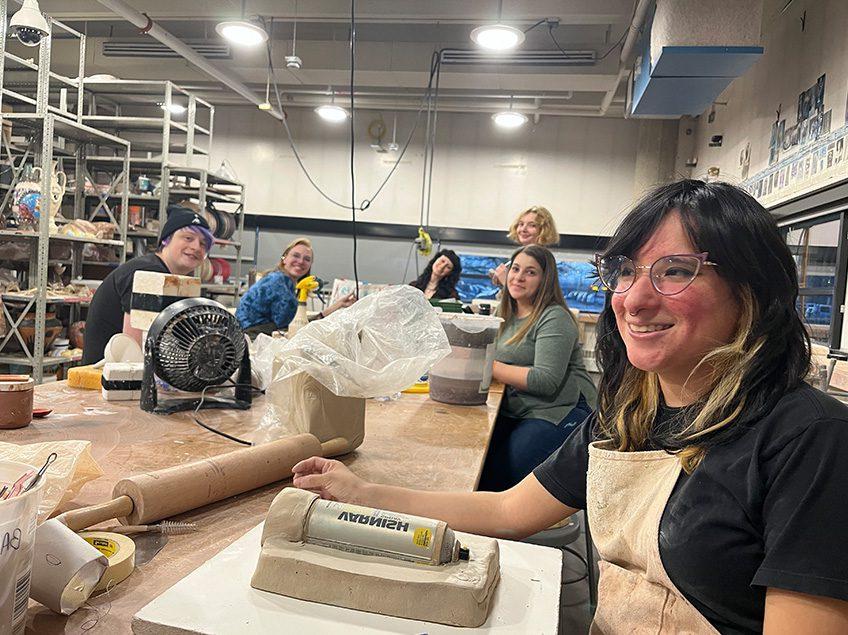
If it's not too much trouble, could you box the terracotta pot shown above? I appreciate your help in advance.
[69,320,85,349]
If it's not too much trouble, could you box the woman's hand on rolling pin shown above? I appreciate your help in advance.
[292,456,368,503]
[322,292,357,318]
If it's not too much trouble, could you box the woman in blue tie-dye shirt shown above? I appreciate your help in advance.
[236,237,354,336]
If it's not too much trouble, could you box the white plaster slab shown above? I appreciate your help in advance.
[133,523,562,634]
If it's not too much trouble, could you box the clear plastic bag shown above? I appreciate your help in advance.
[252,285,450,444]
[0,440,103,524]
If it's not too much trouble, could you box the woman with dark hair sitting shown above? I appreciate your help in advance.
[478,244,597,491]
[292,180,848,632]
[409,249,462,300]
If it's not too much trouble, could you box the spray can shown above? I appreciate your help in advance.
[304,498,470,565]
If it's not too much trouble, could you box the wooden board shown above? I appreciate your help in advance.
[10,381,503,634]
[132,523,561,635]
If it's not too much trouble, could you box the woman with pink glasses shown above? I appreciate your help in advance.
[293,180,848,632]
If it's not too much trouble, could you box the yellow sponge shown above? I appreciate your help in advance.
[68,365,103,390]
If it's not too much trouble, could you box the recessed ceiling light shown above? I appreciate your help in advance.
[492,111,528,129]
[215,19,268,47]
[315,104,349,123]
[159,102,186,115]
[470,24,525,50]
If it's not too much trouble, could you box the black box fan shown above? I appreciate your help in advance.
[140,297,252,414]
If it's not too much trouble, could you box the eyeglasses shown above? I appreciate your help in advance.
[594,252,717,296]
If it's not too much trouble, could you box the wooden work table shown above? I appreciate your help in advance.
[7,381,503,634]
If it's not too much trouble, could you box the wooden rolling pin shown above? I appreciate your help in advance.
[58,433,350,532]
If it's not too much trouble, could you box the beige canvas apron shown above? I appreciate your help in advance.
[586,440,720,634]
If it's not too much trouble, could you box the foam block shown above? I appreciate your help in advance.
[101,362,144,401]
[130,271,200,331]
[68,365,103,390]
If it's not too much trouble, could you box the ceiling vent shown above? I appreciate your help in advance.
[103,40,231,60]
[440,49,596,66]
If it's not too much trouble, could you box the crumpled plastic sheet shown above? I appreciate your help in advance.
[0,440,103,524]
[252,285,450,397]
[251,286,451,443]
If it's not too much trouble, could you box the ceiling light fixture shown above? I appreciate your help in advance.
[470,24,525,50]
[285,0,303,69]
[470,0,525,51]
[492,110,528,129]
[315,104,349,123]
[315,89,349,123]
[216,19,268,46]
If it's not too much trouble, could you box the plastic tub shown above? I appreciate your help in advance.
[429,314,502,405]
[0,460,45,635]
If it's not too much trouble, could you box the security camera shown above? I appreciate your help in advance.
[285,55,303,69]
[9,0,49,47]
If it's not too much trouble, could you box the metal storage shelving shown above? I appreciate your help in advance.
[78,81,246,303]
[0,3,131,382]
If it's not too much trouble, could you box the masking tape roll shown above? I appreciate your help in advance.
[79,531,136,592]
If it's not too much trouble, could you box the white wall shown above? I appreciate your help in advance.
[686,0,848,190]
[210,106,676,237]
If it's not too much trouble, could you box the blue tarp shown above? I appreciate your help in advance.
[455,254,606,314]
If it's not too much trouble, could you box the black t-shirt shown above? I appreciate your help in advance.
[81,253,169,364]
[534,383,848,634]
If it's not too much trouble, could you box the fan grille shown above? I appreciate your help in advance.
[153,304,245,392]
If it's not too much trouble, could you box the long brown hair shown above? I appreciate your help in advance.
[498,244,574,345]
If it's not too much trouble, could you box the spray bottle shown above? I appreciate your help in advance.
[288,275,321,336]
[304,498,470,565]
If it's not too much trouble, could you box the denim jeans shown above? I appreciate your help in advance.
[477,394,592,492]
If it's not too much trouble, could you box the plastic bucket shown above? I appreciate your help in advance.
[429,314,502,405]
[0,460,45,635]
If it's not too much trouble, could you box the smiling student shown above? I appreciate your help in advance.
[409,249,462,300]
[478,244,597,490]
[82,205,214,364]
[490,206,559,286]
[292,180,848,633]
[236,237,355,336]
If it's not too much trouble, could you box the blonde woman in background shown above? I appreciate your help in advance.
[236,237,354,336]
[491,205,559,286]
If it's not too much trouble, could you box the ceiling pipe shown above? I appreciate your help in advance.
[599,0,653,116]
[95,0,284,120]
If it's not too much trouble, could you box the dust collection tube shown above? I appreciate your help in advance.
[304,498,470,565]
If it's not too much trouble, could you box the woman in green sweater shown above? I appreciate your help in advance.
[479,244,597,490]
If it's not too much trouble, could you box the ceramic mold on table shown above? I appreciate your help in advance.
[132,522,561,634]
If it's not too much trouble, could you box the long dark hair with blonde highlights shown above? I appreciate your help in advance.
[498,245,574,345]
[596,180,810,472]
